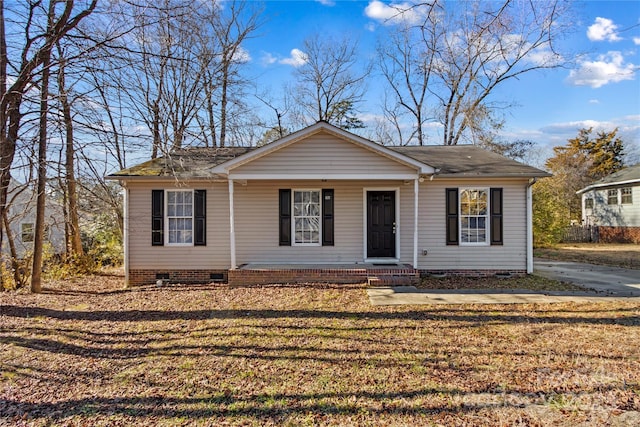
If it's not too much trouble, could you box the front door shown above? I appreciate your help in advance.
[367,191,396,258]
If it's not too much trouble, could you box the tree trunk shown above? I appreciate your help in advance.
[2,211,24,288]
[57,51,83,259]
[31,2,55,294]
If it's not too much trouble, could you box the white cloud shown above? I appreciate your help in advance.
[588,99,600,104]
[364,0,425,26]
[634,37,640,46]
[587,17,622,42]
[232,46,251,63]
[365,22,376,32]
[261,52,277,66]
[280,48,308,67]
[315,0,335,5]
[566,51,635,88]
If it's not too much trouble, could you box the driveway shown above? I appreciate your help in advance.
[368,260,640,305]
[534,259,640,297]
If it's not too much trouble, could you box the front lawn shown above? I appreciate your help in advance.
[1,274,639,426]
[535,243,640,270]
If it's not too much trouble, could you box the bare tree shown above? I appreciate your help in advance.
[377,2,439,145]
[294,33,370,129]
[0,0,97,290]
[377,0,572,145]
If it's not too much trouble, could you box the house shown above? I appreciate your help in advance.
[107,121,550,286]
[577,164,640,243]
[1,181,65,260]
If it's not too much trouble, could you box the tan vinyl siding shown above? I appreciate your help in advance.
[234,180,413,264]
[232,132,416,176]
[127,181,230,269]
[416,179,528,271]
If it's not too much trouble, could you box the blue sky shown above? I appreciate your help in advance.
[241,1,640,163]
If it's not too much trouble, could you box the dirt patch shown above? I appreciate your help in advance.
[1,273,639,426]
[535,243,640,270]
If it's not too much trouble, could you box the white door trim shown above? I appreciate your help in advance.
[363,187,400,262]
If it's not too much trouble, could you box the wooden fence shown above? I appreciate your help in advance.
[561,225,600,243]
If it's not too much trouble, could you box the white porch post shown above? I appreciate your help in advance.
[413,178,419,268]
[123,185,130,287]
[526,181,534,274]
[228,179,237,269]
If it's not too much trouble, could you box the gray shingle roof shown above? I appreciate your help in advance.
[390,145,550,178]
[107,147,256,179]
[108,142,549,180]
[577,164,640,193]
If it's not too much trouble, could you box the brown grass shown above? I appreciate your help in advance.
[535,243,640,270]
[418,274,585,292]
[1,272,639,426]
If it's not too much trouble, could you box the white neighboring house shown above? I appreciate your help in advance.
[2,182,66,260]
[577,164,640,242]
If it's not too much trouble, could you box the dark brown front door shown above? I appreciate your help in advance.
[367,191,396,258]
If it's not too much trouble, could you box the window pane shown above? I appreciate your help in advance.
[621,188,632,204]
[459,188,488,244]
[166,191,194,244]
[293,190,320,244]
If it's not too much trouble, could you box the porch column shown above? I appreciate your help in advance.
[526,180,534,274]
[413,178,419,268]
[123,184,130,287]
[228,179,237,269]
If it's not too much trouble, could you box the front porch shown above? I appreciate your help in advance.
[228,263,420,287]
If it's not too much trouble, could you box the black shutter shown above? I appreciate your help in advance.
[490,188,503,245]
[322,189,334,246]
[446,188,458,245]
[151,190,164,246]
[194,190,206,246]
[279,189,291,246]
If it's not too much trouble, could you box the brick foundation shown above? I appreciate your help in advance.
[128,269,228,286]
[598,226,640,244]
[228,267,419,287]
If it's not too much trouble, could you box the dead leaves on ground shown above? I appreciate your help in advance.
[1,274,639,426]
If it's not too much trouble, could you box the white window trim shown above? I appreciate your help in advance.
[165,189,194,247]
[621,187,633,205]
[292,189,322,247]
[459,187,490,247]
[21,222,34,243]
[607,189,619,205]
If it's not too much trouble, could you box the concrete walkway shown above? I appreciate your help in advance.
[368,259,640,305]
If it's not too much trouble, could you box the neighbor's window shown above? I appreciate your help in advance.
[166,190,193,245]
[621,187,633,204]
[584,197,594,209]
[21,223,34,243]
[293,190,320,245]
[607,189,618,205]
[460,188,488,244]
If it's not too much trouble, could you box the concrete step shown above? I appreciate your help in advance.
[367,275,420,287]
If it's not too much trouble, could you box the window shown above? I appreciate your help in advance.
[151,189,205,246]
[607,189,618,205]
[584,197,594,209]
[293,190,320,245]
[459,189,488,244]
[166,190,193,245]
[21,223,34,243]
[621,187,633,204]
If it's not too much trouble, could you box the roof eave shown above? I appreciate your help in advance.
[577,178,640,194]
[432,172,551,179]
